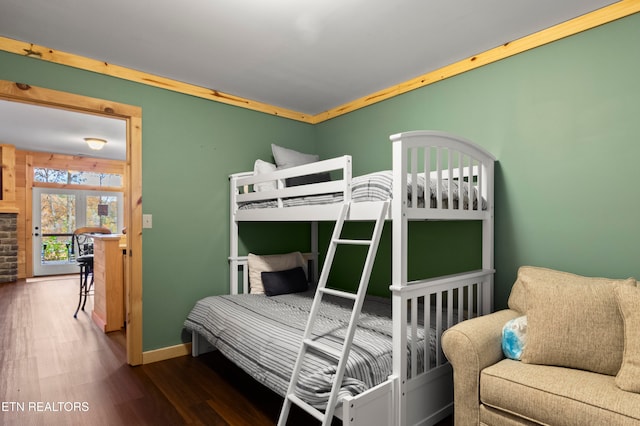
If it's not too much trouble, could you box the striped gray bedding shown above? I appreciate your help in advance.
[238,170,484,210]
[184,288,437,409]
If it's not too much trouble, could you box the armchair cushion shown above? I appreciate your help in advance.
[519,266,635,375]
[506,267,529,314]
[615,284,640,393]
[482,360,640,425]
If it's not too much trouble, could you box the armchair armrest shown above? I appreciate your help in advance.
[442,309,521,425]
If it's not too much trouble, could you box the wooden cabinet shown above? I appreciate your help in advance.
[91,234,125,332]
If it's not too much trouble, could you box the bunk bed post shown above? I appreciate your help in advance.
[482,161,495,313]
[391,135,409,426]
[311,221,319,284]
[229,174,240,295]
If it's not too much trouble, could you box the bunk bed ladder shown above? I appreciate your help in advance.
[278,201,389,426]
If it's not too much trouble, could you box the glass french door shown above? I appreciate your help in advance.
[33,188,123,276]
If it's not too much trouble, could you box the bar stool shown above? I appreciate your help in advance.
[72,226,111,318]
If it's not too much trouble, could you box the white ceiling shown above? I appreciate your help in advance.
[0,0,618,158]
[0,100,126,160]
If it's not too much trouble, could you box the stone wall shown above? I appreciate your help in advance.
[0,213,18,282]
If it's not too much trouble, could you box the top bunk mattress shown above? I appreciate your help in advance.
[238,170,485,211]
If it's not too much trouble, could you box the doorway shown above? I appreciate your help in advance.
[0,80,143,365]
[33,187,124,276]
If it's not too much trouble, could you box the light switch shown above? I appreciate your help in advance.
[143,214,153,228]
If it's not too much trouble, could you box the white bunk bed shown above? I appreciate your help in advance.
[188,130,495,426]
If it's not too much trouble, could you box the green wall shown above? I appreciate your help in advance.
[1,12,638,351]
[315,13,640,308]
[0,53,315,350]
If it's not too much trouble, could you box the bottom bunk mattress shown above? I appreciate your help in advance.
[184,288,436,409]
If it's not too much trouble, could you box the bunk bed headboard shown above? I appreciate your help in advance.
[389,129,495,302]
[389,130,495,217]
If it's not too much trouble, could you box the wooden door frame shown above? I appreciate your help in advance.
[0,80,143,365]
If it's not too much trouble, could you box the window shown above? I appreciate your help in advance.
[34,168,122,187]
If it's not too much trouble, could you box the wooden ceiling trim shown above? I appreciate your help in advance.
[0,36,312,123]
[312,0,640,123]
[0,0,637,125]
[0,79,140,119]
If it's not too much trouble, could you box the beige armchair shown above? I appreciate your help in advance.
[442,266,640,425]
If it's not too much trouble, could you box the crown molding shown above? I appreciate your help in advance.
[1,0,638,124]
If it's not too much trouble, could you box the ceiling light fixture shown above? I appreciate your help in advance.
[84,137,107,150]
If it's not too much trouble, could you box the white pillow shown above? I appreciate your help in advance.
[247,252,307,294]
[253,159,277,192]
[271,144,331,187]
[271,144,319,168]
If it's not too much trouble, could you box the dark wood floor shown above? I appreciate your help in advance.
[0,277,453,425]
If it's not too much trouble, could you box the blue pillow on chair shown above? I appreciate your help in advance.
[502,316,527,360]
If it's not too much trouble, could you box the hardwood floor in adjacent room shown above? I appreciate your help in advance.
[0,277,452,425]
